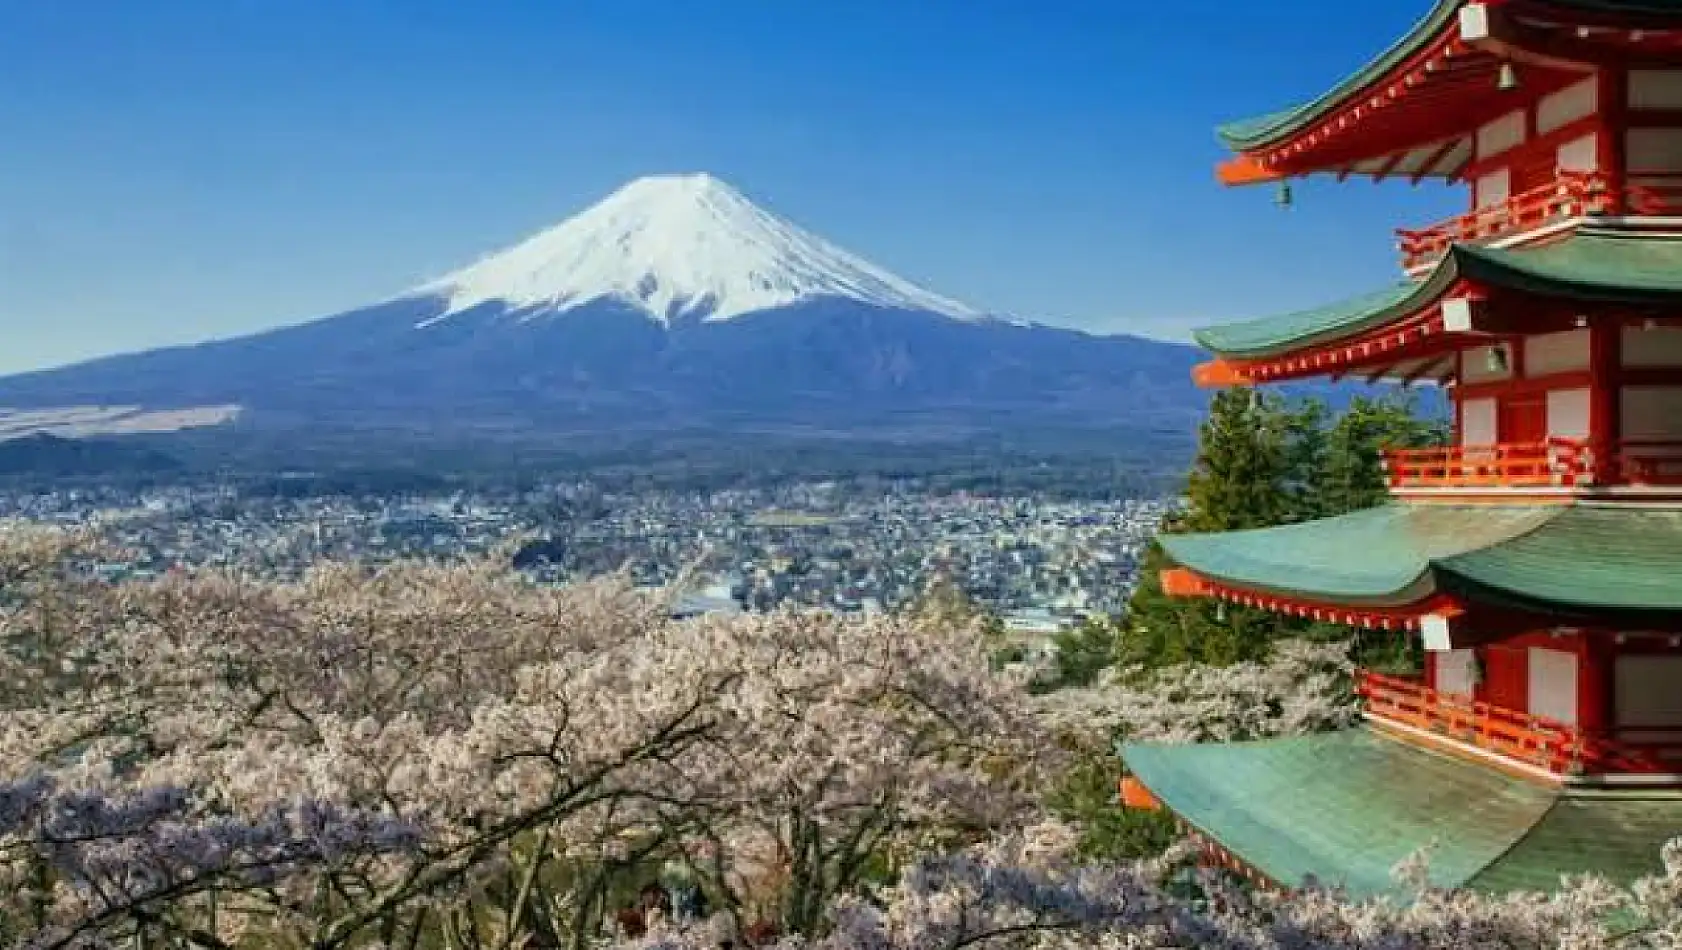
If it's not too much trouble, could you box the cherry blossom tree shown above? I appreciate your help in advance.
[2,522,1678,950]
[0,524,1045,948]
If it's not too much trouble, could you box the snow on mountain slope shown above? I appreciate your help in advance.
[411,173,980,327]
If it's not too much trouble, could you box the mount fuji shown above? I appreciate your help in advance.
[0,174,1203,440]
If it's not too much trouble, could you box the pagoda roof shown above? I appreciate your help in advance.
[1195,228,1682,360]
[1159,502,1682,626]
[1217,1,1465,153]
[1218,0,1682,156]
[1120,726,1681,898]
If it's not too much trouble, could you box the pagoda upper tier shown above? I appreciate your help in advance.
[1192,226,1682,388]
[1218,0,1682,190]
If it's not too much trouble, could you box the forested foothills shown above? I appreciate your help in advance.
[2,389,1681,949]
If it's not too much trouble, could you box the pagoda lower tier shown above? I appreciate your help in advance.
[1121,500,1682,895]
[1121,728,1682,900]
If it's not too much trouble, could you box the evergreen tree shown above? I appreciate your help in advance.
[1049,615,1124,688]
[1119,390,1316,669]
[1180,389,1295,532]
[1119,389,1443,672]
[1314,392,1448,518]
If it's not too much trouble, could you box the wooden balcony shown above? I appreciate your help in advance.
[1383,439,1682,492]
[1394,171,1670,272]
[1358,671,1682,778]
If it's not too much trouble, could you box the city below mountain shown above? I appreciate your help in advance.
[0,174,1204,445]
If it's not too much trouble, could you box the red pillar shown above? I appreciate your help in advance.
[1597,67,1629,214]
[1589,320,1622,478]
[1577,633,1616,737]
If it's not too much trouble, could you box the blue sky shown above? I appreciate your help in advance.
[0,1,1463,376]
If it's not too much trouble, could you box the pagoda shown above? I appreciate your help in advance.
[1120,0,1682,898]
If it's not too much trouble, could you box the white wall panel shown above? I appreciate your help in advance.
[1616,655,1682,730]
[1477,110,1527,159]
[1540,77,1598,133]
[1621,387,1682,441]
[1525,329,1591,376]
[1628,128,1682,173]
[1528,648,1579,726]
[1623,326,1682,367]
[1547,388,1591,440]
[1475,168,1511,208]
[1461,397,1498,446]
[1437,649,1477,697]
[1630,70,1682,111]
[1556,133,1599,173]
[1462,346,1514,384]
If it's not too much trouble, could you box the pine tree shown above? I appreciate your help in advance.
[1301,392,1447,668]
[1180,389,1294,531]
[1119,390,1316,669]
[1314,392,1448,518]
[1118,388,1446,672]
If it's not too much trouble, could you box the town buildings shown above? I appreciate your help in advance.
[1,480,1168,630]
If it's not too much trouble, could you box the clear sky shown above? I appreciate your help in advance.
[0,0,1464,376]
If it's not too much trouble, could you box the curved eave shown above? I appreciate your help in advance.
[1195,229,1682,362]
[1120,728,1562,898]
[1121,728,1682,898]
[1218,0,1682,156]
[1192,261,1461,362]
[1161,567,1462,631]
[1217,1,1682,183]
[1157,505,1556,607]
[1158,503,1682,626]
[1216,1,1464,153]
[1459,229,1682,304]
[1434,503,1682,628]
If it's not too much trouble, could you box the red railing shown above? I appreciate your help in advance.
[1616,440,1682,487]
[1628,172,1682,217]
[1383,439,1682,491]
[1383,438,1591,489]
[1396,170,1634,271]
[1358,671,1682,777]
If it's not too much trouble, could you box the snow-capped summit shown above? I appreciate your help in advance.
[0,171,1208,444]
[412,173,980,327]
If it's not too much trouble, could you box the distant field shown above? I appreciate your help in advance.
[749,510,835,528]
[0,405,241,440]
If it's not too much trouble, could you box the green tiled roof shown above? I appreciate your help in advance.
[1159,503,1682,622]
[1192,279,1447,361]
[1194,229,1682,359]
[1469,792,1682,894]
[1218,1,1682,152]
[1460,229,1682,301]
[1217,1,1463,151]
[1121,727,1682,898]
[1124,728,1553,897]
[1159,504,1553,606]
[1437,504,1682,626]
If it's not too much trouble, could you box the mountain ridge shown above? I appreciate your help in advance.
[0,173,1207,441]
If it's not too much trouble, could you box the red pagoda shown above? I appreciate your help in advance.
[1121,0,1682,898]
